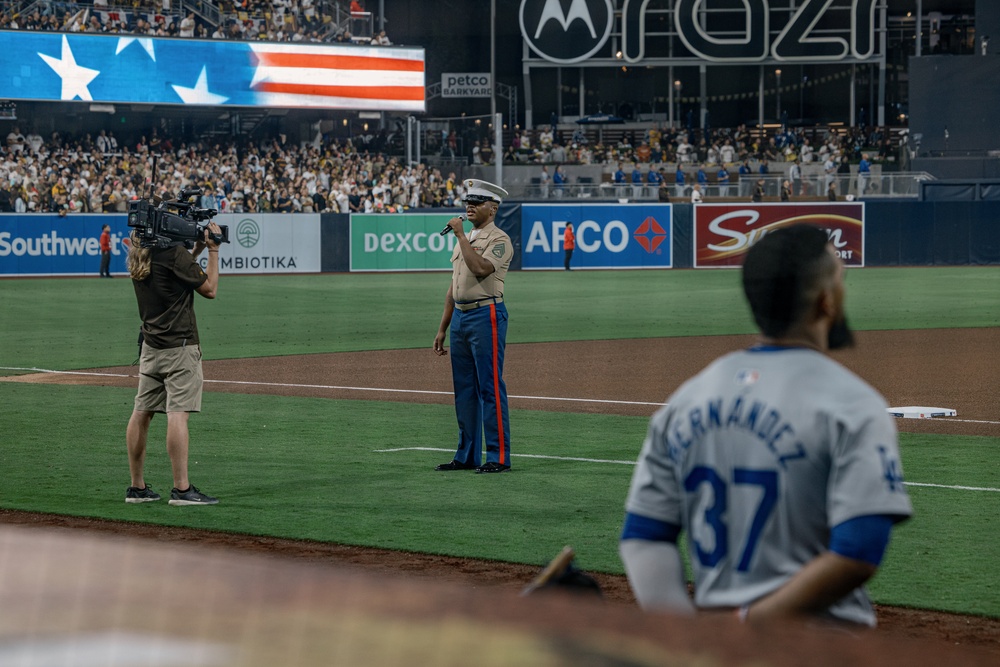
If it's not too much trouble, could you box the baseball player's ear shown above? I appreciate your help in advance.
[816,287,837,321]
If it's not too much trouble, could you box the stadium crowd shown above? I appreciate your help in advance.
[0,0,389,45]
[0,116,898,214]
[502,122,892,169]
[0,127,467,215]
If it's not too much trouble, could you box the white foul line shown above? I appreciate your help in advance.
[1,367,136,379]
[374,446,637,465]
[903,482,1000,493]
[0,367,660,407]
[2,366,997,491]
[2,366,999,423]
[374,447,1000,493]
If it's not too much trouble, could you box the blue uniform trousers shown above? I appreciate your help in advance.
[449,301,511,468]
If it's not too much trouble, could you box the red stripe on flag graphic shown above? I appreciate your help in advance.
[254,82,425,101]
[249,45,425,109]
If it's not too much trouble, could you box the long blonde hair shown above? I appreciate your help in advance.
[126,231,152,280]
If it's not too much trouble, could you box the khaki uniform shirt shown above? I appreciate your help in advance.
[451,221,513,303]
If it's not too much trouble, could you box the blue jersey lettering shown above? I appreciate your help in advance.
[668,396,806,468]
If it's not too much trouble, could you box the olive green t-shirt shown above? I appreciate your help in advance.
[132,245,208,349]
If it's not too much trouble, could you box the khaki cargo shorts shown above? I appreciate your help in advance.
[134,343,203,413]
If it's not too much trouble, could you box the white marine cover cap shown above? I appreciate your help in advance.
[464,179,508,203]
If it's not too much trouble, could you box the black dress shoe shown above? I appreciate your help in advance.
[475,462,511,474]
[435,460,476,471]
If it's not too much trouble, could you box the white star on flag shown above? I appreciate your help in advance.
[171,66,229,105]
[38,35,100,101]
[115,37,156,61]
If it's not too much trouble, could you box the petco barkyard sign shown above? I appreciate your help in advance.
[441,73,492,98]
[520,0,880,64]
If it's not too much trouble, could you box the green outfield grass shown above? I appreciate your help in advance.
[0,383,997,617]
[1,267,999,373]
[0,267,998,617]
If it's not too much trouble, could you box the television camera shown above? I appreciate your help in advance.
[127,186,229,249]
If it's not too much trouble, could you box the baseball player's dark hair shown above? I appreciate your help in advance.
[742,225,834,338]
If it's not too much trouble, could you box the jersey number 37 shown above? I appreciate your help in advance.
[685,466,778,572]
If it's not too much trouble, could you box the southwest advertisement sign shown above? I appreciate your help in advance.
[350,213,461,271]
[693,203,865,268]
[0,213,320,276]
[521,204,672,269]
[206,213,321,274]
[0,214,128,276]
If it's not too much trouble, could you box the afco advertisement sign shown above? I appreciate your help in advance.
[522,204,672,269]
[0,214,128,276]
[693,203,865,268]
[351,213,461,271]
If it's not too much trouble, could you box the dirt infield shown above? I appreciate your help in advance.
[11,328,999,435]
[3,327,998,661]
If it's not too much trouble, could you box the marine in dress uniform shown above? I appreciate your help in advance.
[433,180,515,473]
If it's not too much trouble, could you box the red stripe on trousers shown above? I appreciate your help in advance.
[490,304,506,465]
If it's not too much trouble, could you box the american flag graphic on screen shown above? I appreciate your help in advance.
[248,43,425,110]
[0,32,426,111]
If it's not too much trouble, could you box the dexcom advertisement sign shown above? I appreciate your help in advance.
[521,204,672,269]
[351,214,459,271]
[0,214,128,276]
[694,203,865,268]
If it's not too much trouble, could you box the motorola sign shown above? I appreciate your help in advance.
[666,0,878,63]
[519,0,614,65]
[519,0,881,64]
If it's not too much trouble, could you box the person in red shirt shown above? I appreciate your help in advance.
[99,224,112,277]
[350,0,366,37]
[563,222,575,271]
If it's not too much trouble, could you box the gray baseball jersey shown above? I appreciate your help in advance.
[625,347,912,626]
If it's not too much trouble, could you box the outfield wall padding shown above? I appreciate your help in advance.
[863,201,1000,266]
[3,201,1000,276]
[320,213,351,273]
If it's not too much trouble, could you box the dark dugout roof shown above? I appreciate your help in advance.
[888,0,975,15]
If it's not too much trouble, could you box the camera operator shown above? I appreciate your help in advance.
[124,221,223,506]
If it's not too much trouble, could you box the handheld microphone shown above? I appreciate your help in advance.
[440,215,467,236]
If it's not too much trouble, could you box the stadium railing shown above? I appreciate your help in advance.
[501,171,935,201]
